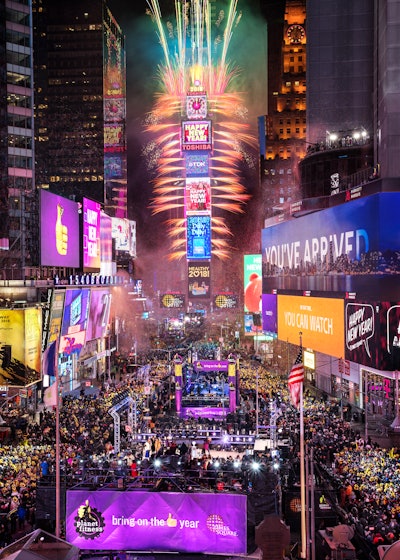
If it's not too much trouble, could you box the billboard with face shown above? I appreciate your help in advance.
[66,490,247,554]
[40,190,80,267]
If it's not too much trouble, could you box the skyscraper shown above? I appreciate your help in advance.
[33,0,127,219]
[1,0,37,279]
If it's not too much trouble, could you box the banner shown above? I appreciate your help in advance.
[66,490,247,554]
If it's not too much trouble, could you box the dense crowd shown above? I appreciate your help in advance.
[0,348,398,559]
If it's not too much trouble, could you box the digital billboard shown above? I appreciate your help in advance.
[86,289,112,341]
[160,293,185,309]
[0,309,41,386]
[213,293,238,309]
[100,211,113,277]
[262,294,277,334]
[111,217,130,252]
[187,215,211,259]
[243,254,262,313]
[278,295,344,358]
[82,198,101,272]
[182,120,212,151]
[60,289,90,355]
[66,490,247,554]
[188,262,210,299]
[186,94,208,119]
[47,291,65,347]
[185,154,209,177]
[40,190,80,267]
[185,177,211,214]
[262,192,400,295]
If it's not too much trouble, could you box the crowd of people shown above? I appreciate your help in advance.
[0,346,398,559]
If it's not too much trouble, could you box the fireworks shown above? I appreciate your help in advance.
[145,0,257,261]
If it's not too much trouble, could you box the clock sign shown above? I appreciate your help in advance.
[287,24,305,44]
[186,94,208,119]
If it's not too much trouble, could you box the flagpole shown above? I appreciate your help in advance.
[55,340,61,538]
[299,333,307,559]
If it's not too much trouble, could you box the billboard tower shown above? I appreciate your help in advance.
[145,0,256,300]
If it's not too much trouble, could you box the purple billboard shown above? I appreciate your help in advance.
[262,294,277,334]
[83,198,101,272]
[40,190,80,267]
[86,289,112,341]
[59,289,90,355]
[66,490,247,554]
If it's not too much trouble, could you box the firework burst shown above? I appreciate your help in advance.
[145,0,257,261]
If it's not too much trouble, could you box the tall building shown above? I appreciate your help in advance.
[261,0,400,423]
[1,0,37,279]
[33,0,127,219]
[259,0,307,221]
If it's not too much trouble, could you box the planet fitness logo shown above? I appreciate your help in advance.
[74,500,105,540]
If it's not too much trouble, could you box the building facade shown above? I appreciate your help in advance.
[33,0,127,219]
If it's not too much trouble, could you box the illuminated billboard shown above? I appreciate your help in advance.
[262,192,400,295]
[182,120,212,151]
[86,290,112,341]
[186,94,208,119]
[66,490,247,554]
[185,154,209,177]
[187,215,211,259]
[47,290,65,347]
[40,190,80,268]
[160,293,185,309]
[278,295,344,358]
[0,309,41,386]
[185,178,211,214]
[188,262,210,299]
[60,289,90,355]
[111,217,130,252]
[243,255,262,313]
[262,294,277,334]
[83,198,101,272]
[100,212,114,276]
[213,293,238,309]
[104,124,124,150]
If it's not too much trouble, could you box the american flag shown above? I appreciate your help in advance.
[288,348,304,408]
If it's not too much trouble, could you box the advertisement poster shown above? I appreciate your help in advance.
[278,295,344,358]
[185,154,209,177]
[185,177,211,214]
[262,294,277,334]
[83,198,101,272]
[66,490,247,554]
[182,120,212,151]
[0,309,41,386]
[40,190,80,268]
[47,290,65,347]
[86,290,112,341]
[187,216,211,260]
[188,262,210,299]
[213,293,238,309]
[262,192,400,295]
[160,293,185,309]
[59,289,90,355]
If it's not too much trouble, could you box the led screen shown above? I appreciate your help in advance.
[187,215,211,259]
[185,177,211,214]
[262,293,277,334]
[66,490,247,555]
[185,154,209,177]
[0,309,41,386]
[182,120,212,151]
[60,289,90,355]
[111,217,130,251]
[213,294,238,309]
[160,293,185,309]
[243,254,262,313]
[40,190,80,267]
[86,290,112,341]
[83,198,101,272]
[188,262,210,299]
[278,295,344,358]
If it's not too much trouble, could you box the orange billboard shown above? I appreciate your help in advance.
[0,308,42,386]
[278,295,344,358]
